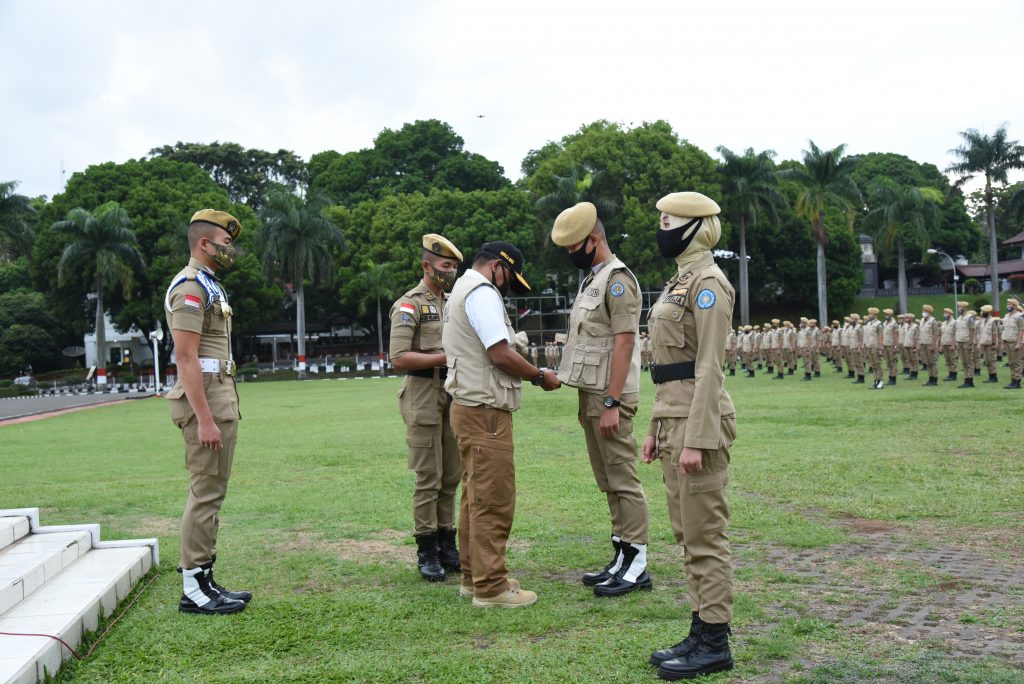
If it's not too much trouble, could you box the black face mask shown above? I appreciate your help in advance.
[657,218,702,258]
[568,237,597,270]
[491,265,510,297]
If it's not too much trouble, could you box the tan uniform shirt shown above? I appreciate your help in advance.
[978,317,997,345]
[862,319,881,347]
[390,282,446,358]
[1001,311,1022,342]
[902,323,919,347]
[882,319,898,346]
[164,257,232,361]
[918,316,940,347]
[954,314,976,343]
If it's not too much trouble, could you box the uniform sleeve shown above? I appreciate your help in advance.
[388,297,419,359]
[605,270,640,335]
[167,280,206,334]
[686,276,732,450]
[465,286,511,348]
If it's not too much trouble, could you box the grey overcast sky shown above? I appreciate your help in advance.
[2,0,1022,200]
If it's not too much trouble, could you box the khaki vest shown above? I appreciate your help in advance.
[557,257,641,394]
[954,314,974,342]
[882,320,898,345]
[940,318,956,344]
[978,317,996,344]
[862,319,881,346]
[443,270,521,411]
[1001,311,1022,341]
[918,316,940,345]
[902,323,918,346]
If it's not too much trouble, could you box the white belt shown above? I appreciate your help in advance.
[199,358,235,376]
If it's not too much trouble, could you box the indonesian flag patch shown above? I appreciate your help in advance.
[184,294,202,310]
[399,303,416,316]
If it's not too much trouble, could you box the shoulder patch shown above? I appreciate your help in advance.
[400,302,417,316]
[696,289,716,310]
[609,282,625,297]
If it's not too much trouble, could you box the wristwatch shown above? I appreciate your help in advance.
[603,395,621,408]
[531,371,546,386]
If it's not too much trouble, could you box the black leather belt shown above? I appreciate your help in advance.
[650,361,696,384]
[407,367,448,380]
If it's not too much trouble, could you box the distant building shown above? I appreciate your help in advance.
[858,234,878,296]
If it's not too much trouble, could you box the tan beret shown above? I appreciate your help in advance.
[1008,298,1020,306]
[784,320,792,327]
[422,233,463,263]
[944,307,953,314]
[981,304,993,313]
[191,209,241,239]
[656,191,721,218]
[957,300,969,308]
[906,312,915,320]
[831,320,840,326]
[867,307,879,315]
[551,202,598,247]
[799,317,808,322]
[808,319,817,324]
[883,308,893,315]
[922,304,934,313]
[771,318,780,325]
[850,313,861,320]
[744,325,752,331]
[967,310,977,316]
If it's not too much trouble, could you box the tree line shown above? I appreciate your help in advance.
[1,119,1022,378]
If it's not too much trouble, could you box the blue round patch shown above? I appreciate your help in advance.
[609,282,625,297]
[696,289,716,309]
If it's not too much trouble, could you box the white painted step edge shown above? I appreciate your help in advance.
[0,509,159,566]
[0,518,31,553]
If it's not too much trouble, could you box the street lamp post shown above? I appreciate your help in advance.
[149,328,164,394]
[928,249,959,314]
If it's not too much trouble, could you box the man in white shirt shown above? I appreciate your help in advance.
[443,241,561,608]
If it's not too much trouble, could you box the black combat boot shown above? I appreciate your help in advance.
[757,363,763,369]
[766,366,774,375]
[657,622,733,680]
[855,375,865,384]
[847,370,855,378]
[205,556,252,603]
[802,372,811,381]
[909,371,919,380]
[922,376,938,386]
[179,566,246,615]
[774,372,784,380]
[902,367,910,375]
[944,371,957,382]
[650,612,704,666]
[593,542,652,596]
[814,370,821,377]
[582,535,622,586]
[1004,379,1021,389]
[787,368,794,375]
[437,527,461,573]
[887,376,896,385]
[746,369,755,378]
[728,369,735,376]
[985,373,999,383]
[958,377,975,389]
[872,379,883,390]
[414,532,445,582]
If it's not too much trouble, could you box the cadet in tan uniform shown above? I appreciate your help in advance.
[902,313,919,379]
[849,314,865,383]
[862,308,883,389]
[165,209,250,615]
[741,326,755,377]
[551,203,651,597]
[954,301,976,388]
[642,192,736,680]
[808,320,822,376]
[797,319,810,381]
[1002,298,1023,389]
[918,304,941,385]
[881,309,899,385]
[781,321,796,376]
[389,234,464,582]
[725,329,737,376]
[830,321,842,370]
[444,241,560,608]
[977,305,999,382]
[940,308,957,380]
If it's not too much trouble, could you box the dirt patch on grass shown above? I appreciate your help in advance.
[132,516,178,537]
[274,528,413,564]
[835,514,901,534]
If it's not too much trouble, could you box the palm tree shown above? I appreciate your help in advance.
[534,166,617,222]
[352,261,398,376]
[260,189,345,376]
[0,180,35,260]
[716,147,788,325]
[865,181,943,314]
[784,141,862,325]
[947,125,1024,310]
[54,204,145,386]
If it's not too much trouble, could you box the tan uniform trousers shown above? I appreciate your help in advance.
[657,416,735,625]
[958,341,975,378]
[811,347,820,373]
[981,345,997,376]
[866,348,882,382]
[400,376,461,534]
[1008,344,1023,381]
[920,345,939,379]
[883,347,897,377]
[783,349,795,371]
[171,374,238,569]
[578,391,648,544]
[450,403,516,599]
[943,344,957,375]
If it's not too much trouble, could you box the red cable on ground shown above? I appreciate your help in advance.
[0,570,160,661]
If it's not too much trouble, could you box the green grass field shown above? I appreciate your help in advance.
[2,367,1022,683]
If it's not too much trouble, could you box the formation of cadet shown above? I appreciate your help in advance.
[726,297,1024,390]
[165,210,252,615]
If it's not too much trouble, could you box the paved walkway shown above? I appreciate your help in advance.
[0,392,155,423]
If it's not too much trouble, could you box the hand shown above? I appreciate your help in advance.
[678,446,703,475]
[641,436,656,463]
[540,370,561,391]
[198,420,223,451]
[599,407,619,438]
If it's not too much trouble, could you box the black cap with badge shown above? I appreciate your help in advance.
[478,241,531,294]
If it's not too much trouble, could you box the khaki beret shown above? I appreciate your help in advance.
[783,320,792,327]
[551,202,598,247]
[850,313,861,320]
[743,325,752,331]
[799,317,808,322]
[981,304,993,313]
[422,233,463,263]
[1008,298,1020,306]
[944,307,953,314]
[906,313,915,320]
[656,191,721,218]
[808,319,817,324]
[867,307,879,315]
[831,320,840,326]
[883,308,893,315]
[967,310,977,316]
[922,304,934,313]
[957,300,969,308]
[191,209,241,239]
[763,323,771,329]
[771,318,780,325]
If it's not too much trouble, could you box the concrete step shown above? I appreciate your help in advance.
[0,530,92,616]
[0,518,30,553]
[0,546,151,684]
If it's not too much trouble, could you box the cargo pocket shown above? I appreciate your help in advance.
[407,425,435,470]
[182,423,221,476]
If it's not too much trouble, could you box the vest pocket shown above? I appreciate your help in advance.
[569,350,608,389]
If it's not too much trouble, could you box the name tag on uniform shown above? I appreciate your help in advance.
[420,304,440,321]
[662,288,687,306]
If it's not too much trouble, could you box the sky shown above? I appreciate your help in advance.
[2,0,1022,200]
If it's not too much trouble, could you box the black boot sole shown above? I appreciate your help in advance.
[657,658,734,680]
[593,576,654,597]
[582,572,612,587]
[179,597,246,615]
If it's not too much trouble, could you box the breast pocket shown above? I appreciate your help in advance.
[656,309,687,349]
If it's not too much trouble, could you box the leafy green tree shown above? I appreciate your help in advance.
[54,204,145,383]
[310,120,509,205]
[260,189,345,375]
[0,180,36,260]
[351,260,398,374]
[865,181,944,313]
[149,141,307,208]
[947,125,1024,309]
[784,141,862,324]
[0,290,73,376]
[716,147,787,325]
[533,166,617,221]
